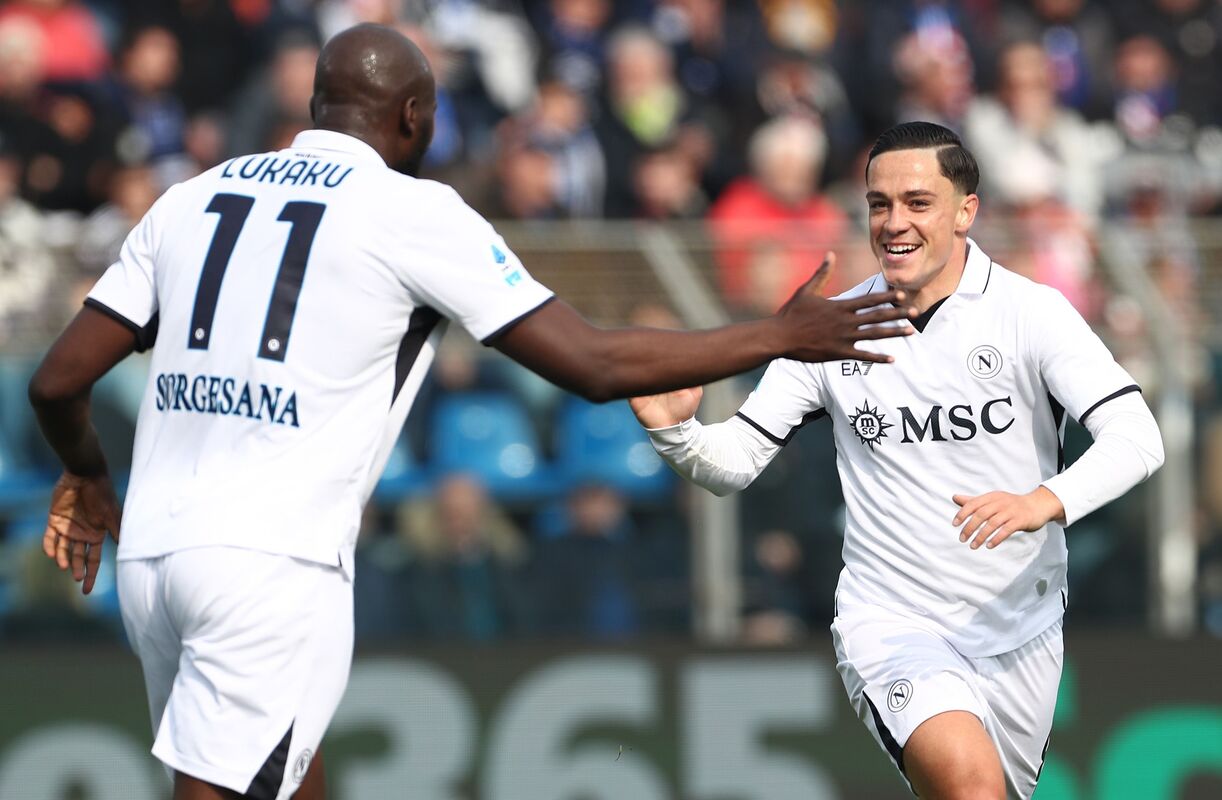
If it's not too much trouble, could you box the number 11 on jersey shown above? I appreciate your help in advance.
[188,193,326,363]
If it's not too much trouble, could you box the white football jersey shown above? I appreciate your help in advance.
[87,130,553,575]
[738,240,1139,656]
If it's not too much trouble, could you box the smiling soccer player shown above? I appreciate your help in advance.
[632,122,1165,800]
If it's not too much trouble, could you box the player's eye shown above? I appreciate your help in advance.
[868,201,888,211]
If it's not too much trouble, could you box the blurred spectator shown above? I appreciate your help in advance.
[964,40,1117,219]
[597,25,708,216]
[631,139,707,220]
[0,15,116,212]
[225,30,318,157]
[108,25,191,184]
[0,147,56,347]
[530,0,616,96]
[400,474,533,642]
[0,0,108,83]
[892,25,975,130]
[1113,0,1221,127]
[741,529,812,645]
[494,74,605,218]
[124,0,259,114]
[752,48,860,183]
[531,483,640,639]
[74,164,158,274]
[707,114,848,314]
[429,0,538,134]
[757,0,839,56]
[998,0,1115,120]
[1111,35,1181,148]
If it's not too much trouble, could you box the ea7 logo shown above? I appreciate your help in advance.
[840,361,875,376]
[898,396,1015,443]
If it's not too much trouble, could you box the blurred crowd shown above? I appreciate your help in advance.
[2,0,1222,644]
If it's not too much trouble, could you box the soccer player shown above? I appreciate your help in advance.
[631,122,1165,800]
[26,24,916,800]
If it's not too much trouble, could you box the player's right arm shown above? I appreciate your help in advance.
[628,386,784,496]
[492,256,914,402]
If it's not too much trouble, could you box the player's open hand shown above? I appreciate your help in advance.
[42,472,122,595]
[951,487,1066,550]
[776,252,916,364]
[630,386,703,429]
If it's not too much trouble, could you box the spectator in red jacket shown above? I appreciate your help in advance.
[708,114,849,314]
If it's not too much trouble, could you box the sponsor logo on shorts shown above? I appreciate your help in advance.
[292,749,313,784]
[887,679,913,712]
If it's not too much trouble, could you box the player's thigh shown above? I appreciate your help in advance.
[831,610,989,785]
[154,548,352,800]
[977,620,1063,800]
[904,710,1005,800]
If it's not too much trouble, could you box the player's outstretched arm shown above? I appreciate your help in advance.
[28,306,136,594]
[492,257,914,403]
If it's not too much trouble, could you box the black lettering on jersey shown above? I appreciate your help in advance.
[258,157,291,183]
[981,397,1015,434]
[257,385,282,421]
[322,165,353,188]
[897,396,1014,444]
[948,404,977,441]
[840,361,874,376]
[278,393,300,428]
[238,156,269,179]
[155,373,300,426]
[303,160,330,185]
[236,384,255,418]
[220,378,236,414]
[900,405,945,443]
[281,160,308,184]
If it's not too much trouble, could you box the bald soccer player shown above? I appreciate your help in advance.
[28,24,915,800]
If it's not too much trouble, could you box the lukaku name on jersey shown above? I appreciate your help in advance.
[220,154,354,188]
[153,372,300,427]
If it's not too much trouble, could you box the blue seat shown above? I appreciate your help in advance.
[373,434,428,501]
[554,398,674,501]
[428,392,558,500]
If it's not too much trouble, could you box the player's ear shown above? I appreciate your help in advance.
[956,193,979,233]
[401,96,418,139]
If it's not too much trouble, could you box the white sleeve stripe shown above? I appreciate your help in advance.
[479,295,556,344]
[1078,384,1141,426]
[735,408,828,447]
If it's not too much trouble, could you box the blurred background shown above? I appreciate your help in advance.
[0,0,1221,798]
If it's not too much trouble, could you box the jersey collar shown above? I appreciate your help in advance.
[289,129,387,166]
[956,237,994,296]
[869,237,994,297]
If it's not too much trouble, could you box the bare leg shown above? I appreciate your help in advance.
[903,710,1006,800]
[173,773,241,800]
[290,749,327,800]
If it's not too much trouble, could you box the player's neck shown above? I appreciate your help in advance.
[907,247,969,313]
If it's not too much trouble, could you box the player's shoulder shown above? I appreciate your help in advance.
[984,261,1075,311]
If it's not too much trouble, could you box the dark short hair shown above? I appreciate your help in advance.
[867,121,979,195]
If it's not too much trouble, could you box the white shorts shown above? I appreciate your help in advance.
[117,546,354,799]
[831,607,1063,800]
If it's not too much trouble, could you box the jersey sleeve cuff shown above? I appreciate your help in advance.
[84,297,159,352]
[479,295,556,344]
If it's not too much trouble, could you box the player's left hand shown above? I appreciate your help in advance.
[41,472,122,595]
[951,487,1066,550]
